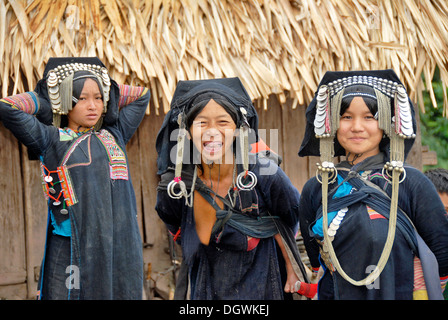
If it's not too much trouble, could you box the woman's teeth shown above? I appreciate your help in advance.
[203,141,222,152]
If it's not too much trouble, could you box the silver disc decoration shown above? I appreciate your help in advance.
[314,86,330,138]
[395,85,415,139]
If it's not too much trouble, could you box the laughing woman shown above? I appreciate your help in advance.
[0,57,150,299]
[155,78,309,300]
[298,70,448,300]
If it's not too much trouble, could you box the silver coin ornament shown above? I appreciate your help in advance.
[325,207,349,241]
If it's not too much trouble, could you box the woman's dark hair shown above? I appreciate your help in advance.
[340,95,378,116]
[185,93,239,129]
[424,168,448,194]
[340,85,378,116]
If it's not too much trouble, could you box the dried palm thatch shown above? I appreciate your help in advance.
[1,0,448,116]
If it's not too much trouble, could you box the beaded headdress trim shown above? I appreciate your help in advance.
[314,75,415,140]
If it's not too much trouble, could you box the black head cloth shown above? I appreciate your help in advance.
[298,69,417,162]
[156,77,259,175]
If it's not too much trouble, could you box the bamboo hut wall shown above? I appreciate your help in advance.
[0,125,27,299]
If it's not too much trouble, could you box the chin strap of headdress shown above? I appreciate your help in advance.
[167,112,197,206]
[46,62,111,128]
[236,107,257,191]
[315,76,415,287]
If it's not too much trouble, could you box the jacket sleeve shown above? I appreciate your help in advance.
[155,188,184,241]
[0,92,55,156]
[400,167,448,277]
[298,178,323,269]
[259,160,301,230]
[116,85,151,144]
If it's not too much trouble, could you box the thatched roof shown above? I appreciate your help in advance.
[1,0,448,115]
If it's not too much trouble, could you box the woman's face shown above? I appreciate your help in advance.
[67,78,103,131]
[337,96,383,163]
[189,99,237,164]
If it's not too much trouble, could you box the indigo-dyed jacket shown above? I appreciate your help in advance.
[156,157,301,300]
[0,87,150,299]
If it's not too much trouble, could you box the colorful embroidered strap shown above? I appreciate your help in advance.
[118,84,148,108]
[57,165,78,206]
[0,91,40,115]
[96,129,129,180]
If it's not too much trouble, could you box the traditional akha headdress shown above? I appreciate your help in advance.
[298,69,417,287]
[156,77,259,205]
[34,57,118,129]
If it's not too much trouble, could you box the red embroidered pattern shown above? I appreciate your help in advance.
[58,165,78,206]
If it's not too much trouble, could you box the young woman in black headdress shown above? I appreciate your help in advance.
[298,70,448,299]
[0,57,150,299]
[155,78,310,299]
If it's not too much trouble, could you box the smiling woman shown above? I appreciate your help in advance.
[155,78,309,300]
[337,87,384,165]
[298,70,448,300]
[188,99,237,165]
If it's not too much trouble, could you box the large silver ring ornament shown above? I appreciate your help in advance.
[381,166,407,184]
[236,171,257,191]
[167,180,187,199]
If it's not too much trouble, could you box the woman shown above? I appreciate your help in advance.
[0,57,150,299]
[155,78,309,299]
[298,70,448,299]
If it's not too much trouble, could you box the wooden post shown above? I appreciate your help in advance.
[405,102,423,171]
